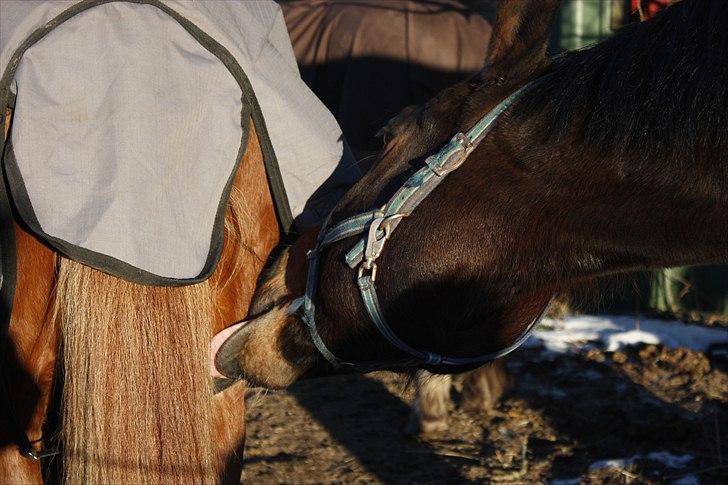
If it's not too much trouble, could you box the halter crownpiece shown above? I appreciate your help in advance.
[301,80,550,370]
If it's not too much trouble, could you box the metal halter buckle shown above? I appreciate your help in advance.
[359,213,405,282]
[454,132,473,149]
[357,261,377,282]
[428,132,474,177]
[363,215,386,261]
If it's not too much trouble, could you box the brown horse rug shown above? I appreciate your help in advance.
[0,0,359,285]
[281,0,494,158]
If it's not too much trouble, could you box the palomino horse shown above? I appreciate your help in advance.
[1,1,358,482]
[216,0,728,390]
[0,110,278,483]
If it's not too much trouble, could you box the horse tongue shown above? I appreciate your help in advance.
[210,320,248,378]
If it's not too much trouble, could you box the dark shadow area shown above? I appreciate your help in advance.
[289,373,477,484]
[706,341,728,380]
[0,339,63,482]
[245,342,726,482]
[568,268,728,323]
[0,341,41,450]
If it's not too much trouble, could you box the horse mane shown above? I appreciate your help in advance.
[515,0,728,171]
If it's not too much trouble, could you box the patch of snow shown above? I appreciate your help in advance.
[672,474,700,485]
[588,457,636,471]
[588,451,694,473]
[526,315,727,355]
[604,329,661,352]
[646,451,693,468]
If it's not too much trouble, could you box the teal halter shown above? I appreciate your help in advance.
[300,81,549,369]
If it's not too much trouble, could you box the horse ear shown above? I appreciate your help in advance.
[480,0,562,82]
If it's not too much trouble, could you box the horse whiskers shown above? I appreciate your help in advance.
[352,153,380,167]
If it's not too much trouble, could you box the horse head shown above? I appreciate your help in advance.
[217,0,728,388]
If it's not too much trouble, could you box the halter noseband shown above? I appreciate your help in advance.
[299,81,548,370]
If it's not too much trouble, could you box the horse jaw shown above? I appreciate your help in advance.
[220,302,315,389]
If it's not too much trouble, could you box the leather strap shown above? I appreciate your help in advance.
[345,82,533,268]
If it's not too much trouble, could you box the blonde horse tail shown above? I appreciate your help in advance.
[56,259,215,483]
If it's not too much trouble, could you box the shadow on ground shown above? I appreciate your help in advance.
[243,344,727,483]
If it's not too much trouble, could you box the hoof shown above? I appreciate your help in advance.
[404,412,449,436]
[460,362,512,413]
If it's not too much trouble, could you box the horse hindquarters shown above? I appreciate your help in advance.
[54,118,278,484]
[1,102,277,484]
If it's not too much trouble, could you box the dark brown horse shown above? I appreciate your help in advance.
[283,0,507,434]
[219,0,728,388]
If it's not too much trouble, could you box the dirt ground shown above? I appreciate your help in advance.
[243,335,728,484]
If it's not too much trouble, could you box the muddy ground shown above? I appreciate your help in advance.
[243,334,727,484]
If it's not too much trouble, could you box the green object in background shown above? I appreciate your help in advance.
[550,1,728,320]
[550,0,616,52]
[651,266,728,317]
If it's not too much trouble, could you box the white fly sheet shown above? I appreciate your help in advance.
[0,0,358,283]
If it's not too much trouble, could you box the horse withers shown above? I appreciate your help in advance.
[216,0,728,388]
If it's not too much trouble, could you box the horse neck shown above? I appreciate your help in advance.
[460,0,728,286]
[472,120,728,289]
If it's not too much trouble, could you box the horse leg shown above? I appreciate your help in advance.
[460,361,512,413]
[406,370,452,435]
[0,226,59,484]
